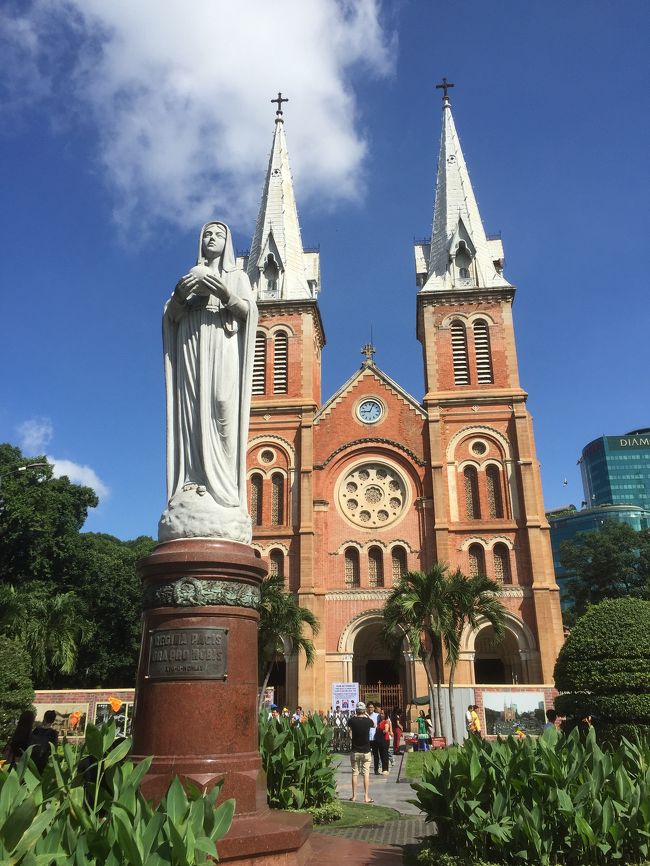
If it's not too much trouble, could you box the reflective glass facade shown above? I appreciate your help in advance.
[548,505,650,605]
[580,428,650,511]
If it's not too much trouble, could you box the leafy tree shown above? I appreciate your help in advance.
[0,636,34,744]
[382,565,451,739]
[445,570,506,743]
[554,597,650,741]
[67,533,155,687]
[0,444,98,586]
[0,443,154,687]
[560,521,650,622]
[257,573,319,713]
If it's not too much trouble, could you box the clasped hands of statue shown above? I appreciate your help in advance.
[174,272,231,306]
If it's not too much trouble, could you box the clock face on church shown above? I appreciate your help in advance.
[357,398,383,424]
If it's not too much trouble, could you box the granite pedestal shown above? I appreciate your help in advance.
[131,538,312,864]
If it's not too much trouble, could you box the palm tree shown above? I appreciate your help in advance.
[257,573,320,714]
[0,583,91,684]
[445,569,506,743]
[382,565,452,740]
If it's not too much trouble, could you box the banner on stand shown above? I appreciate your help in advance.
[331,682,359,713]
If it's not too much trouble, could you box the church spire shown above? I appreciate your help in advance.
[247,95,317,300]
[419,81,510,292]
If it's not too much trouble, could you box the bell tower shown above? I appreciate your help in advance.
[415,83,564,683]
[242,94,325,708]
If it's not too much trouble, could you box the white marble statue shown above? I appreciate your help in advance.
[158,221,258,543]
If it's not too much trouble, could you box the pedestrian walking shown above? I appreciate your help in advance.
[3,710,35,770]
[392,711,403,755]
[347,702,375,803]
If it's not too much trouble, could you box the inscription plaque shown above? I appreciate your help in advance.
[146,627,228,681]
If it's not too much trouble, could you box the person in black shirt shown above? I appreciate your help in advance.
[29,709,59,774]
[347,701,375,803]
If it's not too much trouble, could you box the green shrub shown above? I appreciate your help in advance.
[555,598,650,741]
[292,800,343,825]
[259,713,336,810]
[0,720,235,865]
[0,636,34,744]
[410,727,650,865]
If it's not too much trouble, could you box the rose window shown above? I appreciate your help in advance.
[338,463,408,528]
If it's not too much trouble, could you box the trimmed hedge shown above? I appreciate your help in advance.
[554,598,650,740]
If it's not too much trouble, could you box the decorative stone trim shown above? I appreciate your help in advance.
[316,438,427,469]
[143,577,261,610]
[326,590,391,601]
[498,587,531,598]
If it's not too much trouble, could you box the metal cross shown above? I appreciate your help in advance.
[271,92,289,116]
[436,78,455,100]
[361,342,376,363]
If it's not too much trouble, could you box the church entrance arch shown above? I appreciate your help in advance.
[339,612,405,709]
[468,616,538,685]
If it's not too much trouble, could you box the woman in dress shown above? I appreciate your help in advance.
[416,709,430,751]
[376,708,392,774]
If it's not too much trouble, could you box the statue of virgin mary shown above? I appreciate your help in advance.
[158,221,258,544]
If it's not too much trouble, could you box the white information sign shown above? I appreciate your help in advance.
[331,682,359,713]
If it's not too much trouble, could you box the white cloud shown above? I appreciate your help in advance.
[15,416,109,499]
[1,0,395,232]
[48,457,110,501]
[16,417,53,454]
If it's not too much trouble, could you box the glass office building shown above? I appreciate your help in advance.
[579,428,650,511]
[547,504,650,605]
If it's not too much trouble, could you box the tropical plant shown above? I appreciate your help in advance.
[445,570,506,743]
[554,597,650,741]
[411,726,650,865]
[0,636,34,744]
[383,565,451,739]
[259,712,336,810]
[0,583,92,682]
[257,573,319,713]
[0,720,235,865]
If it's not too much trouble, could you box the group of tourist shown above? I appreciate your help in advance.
[3,709,59,773]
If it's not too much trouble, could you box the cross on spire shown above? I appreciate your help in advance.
[436,77,455,102]
[271,92,289,118]
[361,342,376,364]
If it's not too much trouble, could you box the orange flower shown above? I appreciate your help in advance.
[69,710,82,729]
[108,696,123,713]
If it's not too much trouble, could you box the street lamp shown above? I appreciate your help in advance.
[0,462,49,491]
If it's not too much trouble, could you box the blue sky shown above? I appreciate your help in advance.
[1,0,648,540]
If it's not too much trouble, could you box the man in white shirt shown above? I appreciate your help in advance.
[366,702,381,774]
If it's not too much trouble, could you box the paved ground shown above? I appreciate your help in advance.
[332,752,425,817]
[311,752,433,856]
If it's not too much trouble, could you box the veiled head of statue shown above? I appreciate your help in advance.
[198,221,237,272]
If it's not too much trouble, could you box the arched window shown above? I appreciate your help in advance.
[250,474,263,526]
[269,549,285,579]
[473,319,493,384]
[450,320,470,385]
[464,466,481,519]
[253,332,266,395]
[273,331,288,394]
[391,546,407,584]
[493,544,512,584]
[270,473,284,526]
[368,547,384,588]
[468,543,486,577]
[486,464,505,518]
[344,547,360,588]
